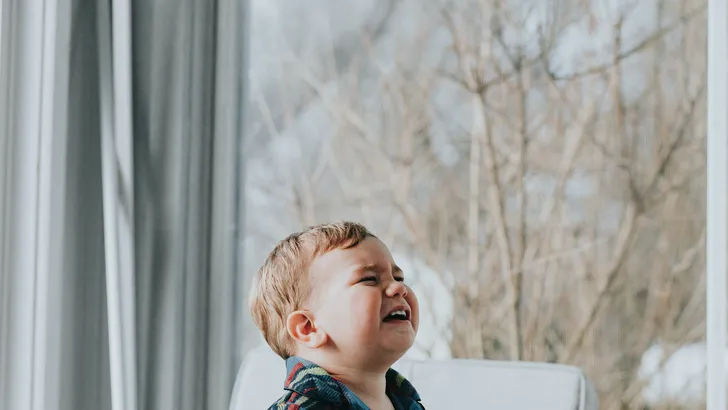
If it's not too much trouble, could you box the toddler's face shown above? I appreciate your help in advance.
[306,237,419,367]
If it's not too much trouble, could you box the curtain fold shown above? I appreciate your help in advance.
[0,0,248,409]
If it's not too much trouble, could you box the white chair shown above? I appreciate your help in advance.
[229,344,599,410]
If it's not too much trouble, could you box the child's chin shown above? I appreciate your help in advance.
[381,333,416,352]
[383,321,416,338]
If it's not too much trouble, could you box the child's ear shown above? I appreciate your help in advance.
[286,310,327,348]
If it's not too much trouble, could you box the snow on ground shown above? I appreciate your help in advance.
[639,342,722,406]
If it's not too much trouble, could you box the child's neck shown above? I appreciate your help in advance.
[324,363,393,409]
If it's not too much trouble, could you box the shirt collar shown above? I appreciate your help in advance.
[283,356,421,407]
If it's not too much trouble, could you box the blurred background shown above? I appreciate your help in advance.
[0,0,710,409]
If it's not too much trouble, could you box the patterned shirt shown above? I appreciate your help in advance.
[269,356,425,410]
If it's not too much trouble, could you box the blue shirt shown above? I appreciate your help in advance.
[268,356,425,409]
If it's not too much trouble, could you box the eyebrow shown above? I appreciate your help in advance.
[353,263,403,276]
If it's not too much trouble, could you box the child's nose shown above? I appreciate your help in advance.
[385,280,408,298]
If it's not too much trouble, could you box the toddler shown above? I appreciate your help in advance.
[249,222,425,410]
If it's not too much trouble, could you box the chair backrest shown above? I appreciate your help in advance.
[229,345,599,410]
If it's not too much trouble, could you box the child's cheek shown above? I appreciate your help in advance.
[349,290,381,321]
[406,288,420,332]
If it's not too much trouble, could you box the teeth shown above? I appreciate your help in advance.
[386,310,407,320]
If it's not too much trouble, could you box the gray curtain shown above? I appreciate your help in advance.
[0,0,248,409]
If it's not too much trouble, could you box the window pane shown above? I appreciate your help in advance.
[243,1,708,407]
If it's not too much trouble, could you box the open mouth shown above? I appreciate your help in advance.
[383,309,410,322]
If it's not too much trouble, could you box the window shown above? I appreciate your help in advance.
[244,1,711,408]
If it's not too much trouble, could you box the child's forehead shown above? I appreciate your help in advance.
[310,237,399,275]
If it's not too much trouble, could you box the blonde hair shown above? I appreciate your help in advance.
[249,221,375,358]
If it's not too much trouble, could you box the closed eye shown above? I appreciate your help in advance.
[358,276,377,283]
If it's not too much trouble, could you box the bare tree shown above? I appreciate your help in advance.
[245,0,708,408]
